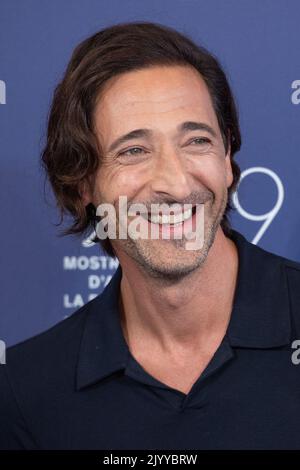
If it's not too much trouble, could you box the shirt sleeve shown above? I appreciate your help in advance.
[0,366,39,449]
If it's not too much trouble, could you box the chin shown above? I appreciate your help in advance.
[134,245,208,281]
[143,261,204,281]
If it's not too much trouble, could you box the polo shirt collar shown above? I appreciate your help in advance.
[76,229,291,390]
[226,229,291,348]
[76,265,129,390]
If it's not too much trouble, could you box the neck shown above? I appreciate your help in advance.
[118,227,239,355]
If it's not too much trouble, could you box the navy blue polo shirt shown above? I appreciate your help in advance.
[1,229,300,450]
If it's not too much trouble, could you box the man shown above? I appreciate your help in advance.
[1,21,300,450]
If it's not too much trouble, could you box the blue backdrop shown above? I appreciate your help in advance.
[1,0,299,347]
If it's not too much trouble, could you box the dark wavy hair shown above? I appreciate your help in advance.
[41,21,241,257]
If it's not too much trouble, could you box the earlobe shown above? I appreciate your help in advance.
[225,151,233,188]
[79,179,93,206]
[225,131,233,188]
[226,163,234,188]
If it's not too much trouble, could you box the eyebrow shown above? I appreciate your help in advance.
[107,121,217,153]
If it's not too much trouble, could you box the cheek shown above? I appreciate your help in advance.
[116,170,143,197]
[95,164,145,203]
[189,155,228,191]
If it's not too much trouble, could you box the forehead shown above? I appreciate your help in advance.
[93,65,219,139]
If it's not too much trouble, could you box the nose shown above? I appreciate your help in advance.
[149,147,191,201]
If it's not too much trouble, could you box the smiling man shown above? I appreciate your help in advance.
[1,21,300,450]
[87,60,239,397]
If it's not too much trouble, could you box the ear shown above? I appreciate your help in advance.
[224,131,233,188]
[79,178,93,207]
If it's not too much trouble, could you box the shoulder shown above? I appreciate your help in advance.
[4,296,92,370]
[259,242,300,287]
[262,243,300,279]
[280,254,300,307]
[282,256,300,274]
[0,294,101,449]
[253,242,300,330]
[241,231,300,279]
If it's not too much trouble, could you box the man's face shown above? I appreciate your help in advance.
[88,65,233,280]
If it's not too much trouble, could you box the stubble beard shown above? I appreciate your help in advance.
[112,190,228,284]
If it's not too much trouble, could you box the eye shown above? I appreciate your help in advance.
[189,137,212,146]
[118,147,146,157]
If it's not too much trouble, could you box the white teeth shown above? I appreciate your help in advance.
[148,207,193,225]
[150,214,160,224]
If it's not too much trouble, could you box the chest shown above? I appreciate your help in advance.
[130,349,216,395]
